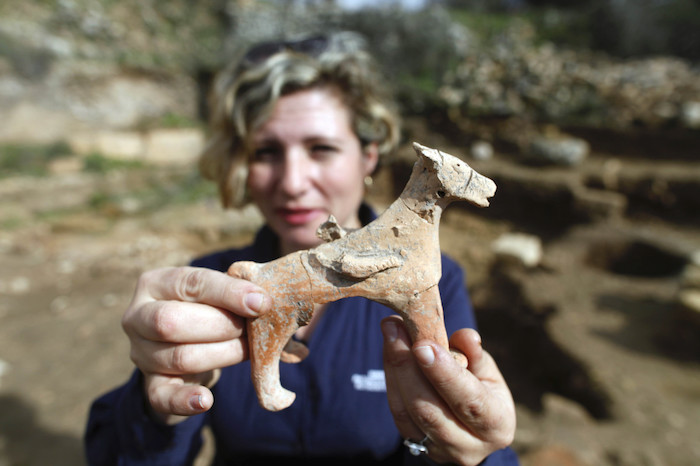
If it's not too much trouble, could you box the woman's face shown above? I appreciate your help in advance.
[246,87,378,255]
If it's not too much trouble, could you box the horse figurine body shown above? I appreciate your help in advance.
[228,142,497,411]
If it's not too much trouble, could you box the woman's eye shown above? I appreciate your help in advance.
[311,145,338,159]
[251,147,280,162]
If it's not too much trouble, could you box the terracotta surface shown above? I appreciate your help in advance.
[228,142,497,411]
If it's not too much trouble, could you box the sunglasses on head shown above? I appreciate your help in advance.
[242,35,330,66]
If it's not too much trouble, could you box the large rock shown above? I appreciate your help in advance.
[680,101,700,129]
[492,232,543,268]
[470,140,494,160]
[69,130,144,160]
[144,128,205,166]
[677,289,700,324]
[677,252,700,324]
[528,135,590,167]
[68,128,205,165]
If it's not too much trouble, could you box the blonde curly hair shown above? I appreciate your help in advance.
[199,32,401,208]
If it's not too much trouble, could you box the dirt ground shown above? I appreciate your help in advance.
[0,135,698,465]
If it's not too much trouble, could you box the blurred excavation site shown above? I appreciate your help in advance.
[0,1,699,465]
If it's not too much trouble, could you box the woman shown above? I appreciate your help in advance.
[85,32,518,465]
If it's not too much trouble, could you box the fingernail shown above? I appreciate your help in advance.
[244,292,265,315]
[190,394,203,410]
[382,321,398,342]
[414,345,435,367]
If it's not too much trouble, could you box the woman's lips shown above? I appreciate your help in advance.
[275,208,323,225]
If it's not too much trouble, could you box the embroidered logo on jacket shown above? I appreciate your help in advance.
[351,369,386,392]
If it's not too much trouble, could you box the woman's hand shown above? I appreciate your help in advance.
[381,316,516,466]
[121,266,270,425]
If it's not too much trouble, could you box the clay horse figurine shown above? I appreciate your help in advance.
[228,142,497,411]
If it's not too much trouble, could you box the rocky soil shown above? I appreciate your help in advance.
[1,125,699,466]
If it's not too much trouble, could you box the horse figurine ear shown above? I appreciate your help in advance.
[413,142,443,170]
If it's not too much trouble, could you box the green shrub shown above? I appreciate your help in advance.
[0,142,71,177]
[82,153,145,173]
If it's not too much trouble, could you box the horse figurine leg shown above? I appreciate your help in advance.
[397,286,468,368]
[229,260,311,411]
[247,308,301,411]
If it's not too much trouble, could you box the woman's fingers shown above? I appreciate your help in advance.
[450,328,489,377]
[413,338,504,438]
[381,317,429,441]
[382,317,461,463]
[122,265,270,373]
[382,317,516,464]
[144,372,218,422]
[133,267,270,317]
[124,300,246,343]
[131,338,249,375]
[447,329,516,446]
[120,266,271,421]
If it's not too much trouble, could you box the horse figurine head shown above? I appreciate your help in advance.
[412,142,497,208]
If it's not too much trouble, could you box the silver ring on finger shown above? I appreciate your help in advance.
[403,435,430,456]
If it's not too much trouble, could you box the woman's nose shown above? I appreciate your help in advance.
[278,151,311,196]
